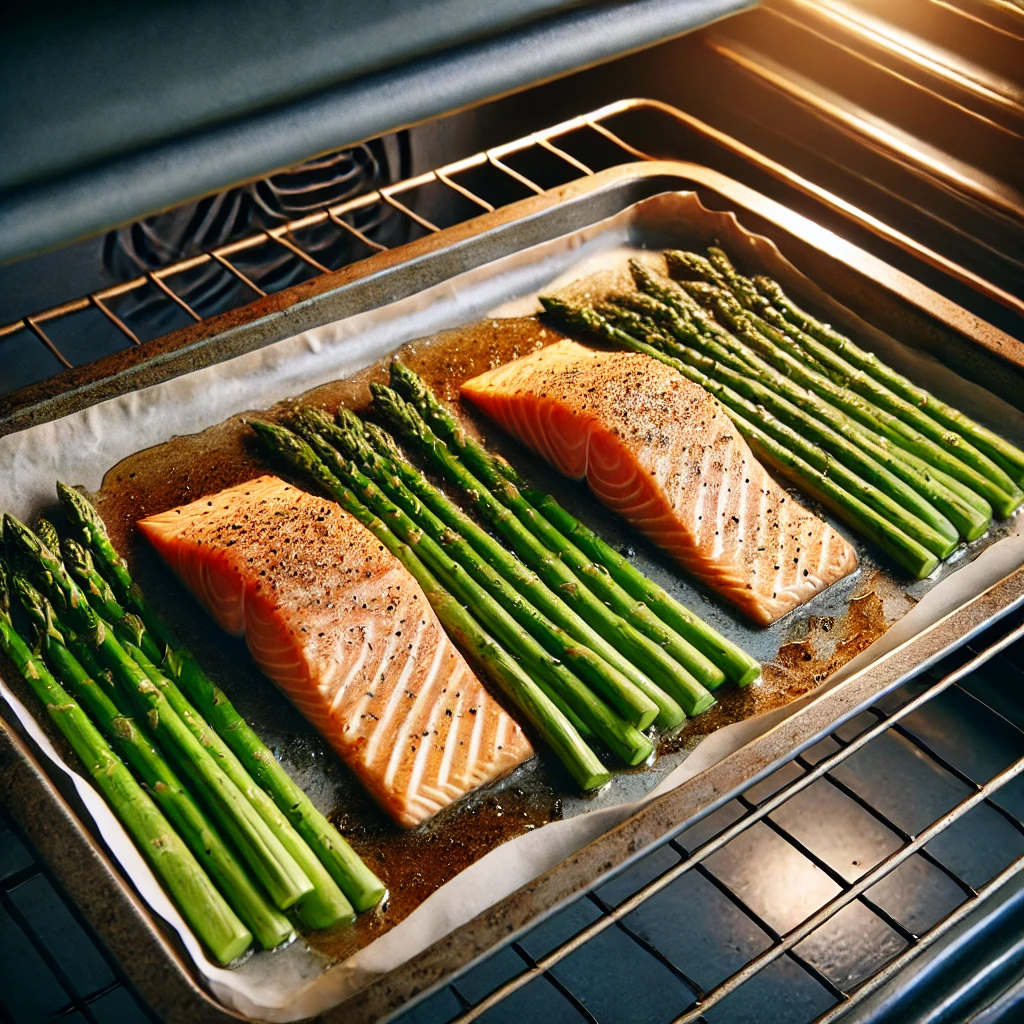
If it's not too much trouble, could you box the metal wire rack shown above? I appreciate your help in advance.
[4,93,1020,414]
[390,607,1024,1024]
[0,102,649,403]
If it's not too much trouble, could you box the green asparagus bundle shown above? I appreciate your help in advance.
[370,382,716,718]
[664,248,1024,518]
[0,556,253,966]
[250,419,611,792]
[544,238,1024,578]
[56,482,386,913]
[125,641,355,928]
[13,577,295,950]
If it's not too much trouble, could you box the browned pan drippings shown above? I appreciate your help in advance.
[86,315,923,965]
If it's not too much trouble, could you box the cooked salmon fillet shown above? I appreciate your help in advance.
[137,474,532,827]
[462,341,857,625]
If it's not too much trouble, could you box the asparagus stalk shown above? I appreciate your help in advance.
[294,420,653,766]
[673,272,1020,517]
[57,483,386,912]
[249,419,611,792]
[5,515,98,634]
[624,266,992,540]
[0,561,253,966]
[351,416,686,726]
[55,483,177,651]
[389,363,726,697]
[123,642,355,929]
[13,579,295,950]
[705,246,765,312]
[371,383,716,718]
[6,516,316,912]
[540,299,939,579]
[58,534,165,666]
[297,408,660,732]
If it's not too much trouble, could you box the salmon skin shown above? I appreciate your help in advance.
[462,341,858,626]
[138,474,532,828]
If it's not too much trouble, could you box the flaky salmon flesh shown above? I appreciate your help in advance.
[462,341,858,626]
[138,475,532,828]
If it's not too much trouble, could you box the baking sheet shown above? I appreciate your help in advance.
[1,192,1023,1022]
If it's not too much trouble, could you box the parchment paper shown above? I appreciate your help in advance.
[2,193,1022,1022]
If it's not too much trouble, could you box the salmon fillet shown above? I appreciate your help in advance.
[137,475,532,827]
[461,341,858,625]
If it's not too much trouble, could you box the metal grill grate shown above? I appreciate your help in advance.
[392,609,1024,1024]
[0,104,649,403]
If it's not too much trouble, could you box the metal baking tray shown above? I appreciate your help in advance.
[2,162,1023,1023]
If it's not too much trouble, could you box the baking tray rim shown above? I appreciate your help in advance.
[2,160,1023,1022]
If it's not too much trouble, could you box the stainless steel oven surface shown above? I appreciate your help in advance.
[2,3,1022,1022]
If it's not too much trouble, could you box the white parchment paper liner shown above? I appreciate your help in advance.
[2,193,1022,1021]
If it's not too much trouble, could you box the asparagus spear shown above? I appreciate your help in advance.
[371,383,716,718]
[670,270,1020,517]
[249,419,611,792]
[540,299,939,579]
[5,514,316,912]
[54,483,176,651]
[750,274,1024,486]
[388,363,727,696]
[123,642,355,929]
[296,408,660,732]
[0,560,253,966]
[623,268,992,540]
[350,415,686,726]
[13,578,295,950]
[57,483,386,912]
[58,534,165,666]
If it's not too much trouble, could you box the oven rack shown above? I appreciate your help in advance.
[3,95,1021,431]
[395,605,1024,1024]
[0,102,645,410]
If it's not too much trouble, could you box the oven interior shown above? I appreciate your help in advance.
[1,2,1023,1022]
